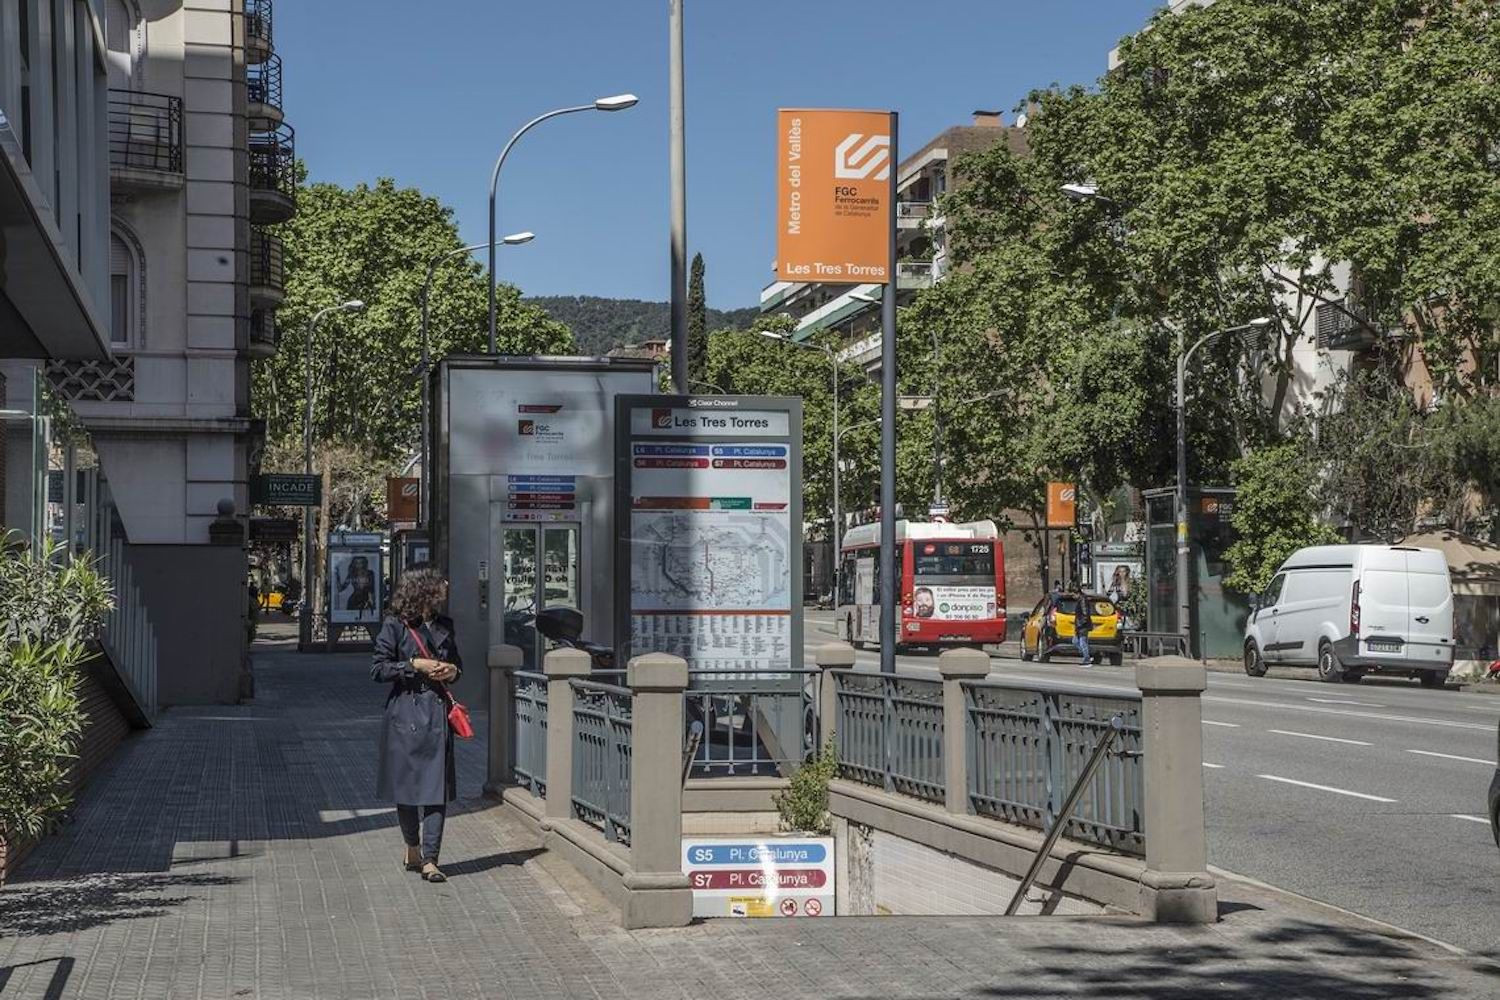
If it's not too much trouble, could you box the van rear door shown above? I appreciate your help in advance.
[1403,548,1454,668]
[1358,548,1409,663]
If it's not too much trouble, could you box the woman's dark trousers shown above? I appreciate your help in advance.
[396,804,446,861]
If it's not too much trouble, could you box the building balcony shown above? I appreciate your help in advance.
[107,89,183,191]
[245,0,274,64]
[249,229,284,308]
[896,201,933,229]
[896,260,935,290]
[246,53,284,132]
[248,122,296,224]
[248,309,278,359]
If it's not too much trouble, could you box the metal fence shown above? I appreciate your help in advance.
[246,52,283,119]
[93,506,158,722]
[684,669,820,777]
[832,672,946,804]
[571,678,632,843]
[1121,631,1190,659]
[107,90,182,174]
[965,680,1144,854]
[512,670,548,796]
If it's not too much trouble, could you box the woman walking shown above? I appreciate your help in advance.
[372,566,462,882]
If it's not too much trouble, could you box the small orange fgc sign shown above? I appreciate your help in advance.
[776,109,894,285]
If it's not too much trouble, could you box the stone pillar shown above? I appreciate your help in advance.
[542,648,591,824]
[622,653,692,929]
[484,643,524,797]
[1135,657,1217,923]
[815,642,855,748]
[938,647,988,815]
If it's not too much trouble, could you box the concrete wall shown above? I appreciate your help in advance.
[124,541,245,704]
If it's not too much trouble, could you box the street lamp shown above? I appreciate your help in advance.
[1061,181,1114,204]
[1174,316,1273,647]
[760,328,842,603]
[301,299,364,645]
[487,94,638,354]
[420,233,533,527]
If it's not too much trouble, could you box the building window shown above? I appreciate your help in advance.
[109,230,135,348]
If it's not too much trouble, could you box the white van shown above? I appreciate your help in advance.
[1244,545,1455,686]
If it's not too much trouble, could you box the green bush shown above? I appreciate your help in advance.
[774,737,839,835]
[0,536,113,846]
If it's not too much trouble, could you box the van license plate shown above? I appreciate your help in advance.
[1367,639,1401,652]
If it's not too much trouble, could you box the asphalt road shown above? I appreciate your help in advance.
[802,610,1500,955]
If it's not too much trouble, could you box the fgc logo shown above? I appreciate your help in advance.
[834,132,890,181]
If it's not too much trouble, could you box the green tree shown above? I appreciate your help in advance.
[0,539,113,853]
[686,253,708,389]
[253,173,573,461]
[1224,442,1342,595]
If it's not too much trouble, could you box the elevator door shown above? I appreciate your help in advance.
[500,523,581,668]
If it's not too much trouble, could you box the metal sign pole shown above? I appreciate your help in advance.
[878,110,899,676]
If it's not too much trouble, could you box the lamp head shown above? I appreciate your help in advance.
[1248,316,1273,329]
[502,231,536,245]
[851,291,881,304]
[757,329,788,341]
[342,300,365,311]
[594,94,639,112]
[1061,182,1100,201]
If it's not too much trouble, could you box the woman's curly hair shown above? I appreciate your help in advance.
[389,565,448,623]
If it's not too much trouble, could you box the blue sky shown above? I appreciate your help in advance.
[275,1,1161,310]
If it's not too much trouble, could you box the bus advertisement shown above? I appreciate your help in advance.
[837,519,1005,649]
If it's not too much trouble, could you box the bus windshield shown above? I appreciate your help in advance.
[913,541,994,584]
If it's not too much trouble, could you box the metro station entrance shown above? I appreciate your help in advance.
[497,519,583,669]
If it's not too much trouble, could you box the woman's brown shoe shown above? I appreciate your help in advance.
[420,861,447,883]
[402,847,422,872]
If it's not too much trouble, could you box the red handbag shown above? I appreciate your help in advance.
[407,625,473,740]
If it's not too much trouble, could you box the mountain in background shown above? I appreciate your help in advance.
[527,296,759,356]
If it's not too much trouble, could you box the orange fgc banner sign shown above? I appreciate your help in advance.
[387,477,420,523]
[1045,482,1077,528]
[776,109,893,285]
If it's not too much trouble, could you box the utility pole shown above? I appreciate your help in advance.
[668,0,689,392]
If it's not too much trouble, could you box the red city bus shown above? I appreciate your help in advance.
[837,519,1006,649]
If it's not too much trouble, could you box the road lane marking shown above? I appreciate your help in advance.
[1306,697,1385,707]
[1449,814,1490,825]
[1202,720,1239,728]
[1267,729,1373,747]
[1257,774,1396,803]
[1406,749,1497,766]
[1201,762,1225,769]
[1202,695,1493,732]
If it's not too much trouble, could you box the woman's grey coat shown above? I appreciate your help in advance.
[372,615,462,804]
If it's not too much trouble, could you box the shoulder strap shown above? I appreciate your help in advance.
[406,624,432,658]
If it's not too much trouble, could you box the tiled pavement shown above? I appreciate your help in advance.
[3,639,1499,999]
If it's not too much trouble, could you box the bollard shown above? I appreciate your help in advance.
[483,643,524,797]
[1135,657,1218,923]
[542,648,592,824]
[937,647,989,815]
[621,653,693,929]
[814,643,856,750]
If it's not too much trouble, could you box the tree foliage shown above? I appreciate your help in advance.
[1224,442,1342,594]
[253,174,574,462]
[687,253,708,387]
[528,295,757,356]
[0,539,113,845]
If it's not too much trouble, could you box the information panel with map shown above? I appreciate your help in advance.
[615,396,803,688]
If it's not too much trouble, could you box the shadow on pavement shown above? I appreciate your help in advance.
[442,846,545,878]
[977,920,1466,999]
[0,956,75,1000]
[0,871,238,937]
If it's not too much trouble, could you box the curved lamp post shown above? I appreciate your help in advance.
[420,233,533,526]
[487,94,637,354]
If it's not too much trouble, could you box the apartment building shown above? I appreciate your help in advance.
[759,111,1027,374]
[0,0,114,539]
[37,0,295,704]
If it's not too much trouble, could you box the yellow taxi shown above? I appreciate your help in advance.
[1019,592,1123,666]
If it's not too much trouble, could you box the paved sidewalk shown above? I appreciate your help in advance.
[3,641,1499,999]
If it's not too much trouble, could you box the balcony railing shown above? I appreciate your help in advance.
[248,309,278,358]
[246,52,283,128]
[249,229,284,301]
[897,201,933,220]
[107,89,183,176]
[245,0,274,60]
[896,260,935,287]
[248,122,296,222]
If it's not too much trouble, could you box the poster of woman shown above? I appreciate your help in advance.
[330,548,382,623]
